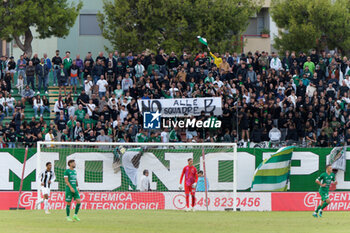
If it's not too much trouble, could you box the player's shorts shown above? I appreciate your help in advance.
[65,187,80,202]
[319,190,329,201]
[41,187,50,196]
[185,185,195,195]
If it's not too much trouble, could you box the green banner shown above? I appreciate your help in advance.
[0,147,348,192]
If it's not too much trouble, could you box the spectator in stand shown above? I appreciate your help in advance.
[54,96,64,120]
[25,61,36,91]
[63,51,72,72]
[36,58,50,94]
[21,85,34,105]
[43,53,52,71]
[303,56,316,73]
[17,55,27,83]
[52,50,62,86]
[318,130,329,147]
[4,46,350,147]
[96,75,108,98]
[33,95,45,118]
[16,74,24,94]
[42,95,50,114]
[5,127,16,148]
[5,93,16,117]
[92,59,104,84]
[122,73,133,92]
[135,59,145,78]
[106,52,117,69]
[97,130,111,142]
[57,63,68,95]
[69,59,80,94]
[105,61,115,93]
[75,54,84,79]
[7,56,16,84]
[75,104,85,123]
[84,52,94,68]
[270,52,282,72]
[45,128,55,143]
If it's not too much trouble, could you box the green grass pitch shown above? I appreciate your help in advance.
[0,210,349,233]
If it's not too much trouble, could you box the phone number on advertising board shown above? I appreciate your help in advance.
[196,197,261,208]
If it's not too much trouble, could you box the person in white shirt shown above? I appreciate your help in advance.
[277,82,286,94]
[120,97,130,107]
[16,75,24,94]
[161,128,169,143]
[45,128,55,142]
[0,93,5,108]
[33,95,45,118]
[140,170,150,191]
[5,93,16,117]
[270,52,282,72]
[35,162,56,214]
[169,86,179,98]
[96,75,108,98]
[269,126,281,142]
[134,60,145,78]
[342,92,350,104]
[84,75,94,97]
[54,96,64,114]
[85,99,96,116]
[119,105,128,122]
[108,94,119,110]
[288,91,297,107]
[113,117,121,129]
[213,76,224,88]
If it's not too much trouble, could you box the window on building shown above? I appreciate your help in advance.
[257,17,265,34]
[79,14,102,35]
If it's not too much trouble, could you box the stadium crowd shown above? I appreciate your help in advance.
[0,47,349,147]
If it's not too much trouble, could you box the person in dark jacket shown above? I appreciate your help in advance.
[250,125,262,143]
[36,58,50,94]
[52,50,62,86]
[92,60,104,84]
[236,63,248,82]
[25,61,36,91]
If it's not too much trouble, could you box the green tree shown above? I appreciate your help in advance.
[98,0,262,53]
[271,0,350,55]
[0,0,83,57]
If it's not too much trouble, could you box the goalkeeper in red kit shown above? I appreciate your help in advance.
[179,158,198,211]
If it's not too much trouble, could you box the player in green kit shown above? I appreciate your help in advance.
[313,164,337,218]
[64,159,81,222]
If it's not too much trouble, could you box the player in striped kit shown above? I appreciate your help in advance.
[35,162,55,214]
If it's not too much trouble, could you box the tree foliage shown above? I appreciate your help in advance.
[0,0,82,57]
[98,0,262,53]
[271,0,350,55]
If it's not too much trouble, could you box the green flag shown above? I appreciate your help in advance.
[251,146,295,192]
[197,36,208,46]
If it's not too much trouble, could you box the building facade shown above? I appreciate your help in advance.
[243,0,278,54]
[12,0,111,59]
